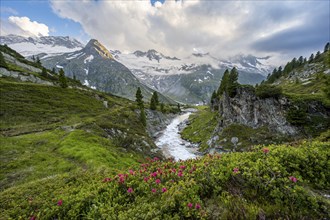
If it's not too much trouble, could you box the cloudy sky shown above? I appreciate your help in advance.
[0,0,329,65]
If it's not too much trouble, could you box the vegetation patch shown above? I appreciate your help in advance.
[181,106,218,151]
[0,77,159,191]
[255,84,282,99]
[1,141,329,219]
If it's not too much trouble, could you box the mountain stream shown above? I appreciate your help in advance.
[155,112,198,161]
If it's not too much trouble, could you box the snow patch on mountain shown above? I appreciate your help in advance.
[83,79,90,86]
[84,55,94,63]
[66,52,85,60]
[84,68,89,75]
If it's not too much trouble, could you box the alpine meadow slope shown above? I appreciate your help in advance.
[1,44,330,219]
[183,45,330,153]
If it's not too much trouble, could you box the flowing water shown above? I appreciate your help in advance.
[155,112,198,161]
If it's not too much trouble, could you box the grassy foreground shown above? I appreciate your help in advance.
[1,141,329,219]
[0,76,159,190]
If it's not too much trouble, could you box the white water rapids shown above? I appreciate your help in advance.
[155,112,198,161]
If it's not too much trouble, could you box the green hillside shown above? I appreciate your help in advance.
[1,46,329,219]
[1,141,329,219]
[0,47,163,191]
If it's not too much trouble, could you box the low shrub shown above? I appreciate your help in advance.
[1,141,329,219]
[256,84,282,99]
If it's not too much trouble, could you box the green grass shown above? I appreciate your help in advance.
[181,106,218,151]
[278,66,330,107]
[217,124,292,151]
[0,77,159,191]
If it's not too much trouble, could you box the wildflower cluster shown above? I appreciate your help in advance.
[7,142,329,220]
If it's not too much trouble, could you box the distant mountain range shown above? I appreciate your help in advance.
[115,49,270,103]
[0,34,272,103]
[0,34,84,57]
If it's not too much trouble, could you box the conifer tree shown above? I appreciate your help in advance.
[298,56,304,65]
[217,69,230,96]
[309,53,314,63]
[135,87,144,108]
[160,103,165,113]
[58,69,68,88]
[153,92,159,105]
[41,67,47,78]
[52,67,56,75]
[210,90,217,107]
[150,95,157,110]
[315,51,321,59]
[227,67,239,97]
[36,56,41,67]
[0,52,7,68]
[324,42,330,52]
[177,103,181,112]
[140,108,147,127]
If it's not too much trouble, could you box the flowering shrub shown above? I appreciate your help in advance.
[1,141,329,219]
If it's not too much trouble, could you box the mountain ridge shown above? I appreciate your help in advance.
[1,34,272,104]
[39,39,174,103]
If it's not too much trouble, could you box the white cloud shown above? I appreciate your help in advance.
[154,1,163,8]
[50,0,329,63]
[9,16,49,37]
[0,16,49,37]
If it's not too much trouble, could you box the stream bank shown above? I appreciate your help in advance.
[155,111,199,161]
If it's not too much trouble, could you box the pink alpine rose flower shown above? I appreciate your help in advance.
[233,167,239,173]
[162,187,167,193]
[187,203,193,208]
[262,148,270,154]
[127,188,134,193]
[155,179,161,184]
[102,177,111,183]
[152,188,157,193]
[57,199,63,206]
[289,176,298,183]
[195,203,201,209]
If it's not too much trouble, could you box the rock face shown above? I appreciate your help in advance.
[41,39,174,103]
[145,110,176,139]
[0,68,54,86]
[218,87,298,135]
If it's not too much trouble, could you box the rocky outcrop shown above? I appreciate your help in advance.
[0,68,54,86]
[217,87,297,135]
[145,110,176,139]
[3,53,42,73]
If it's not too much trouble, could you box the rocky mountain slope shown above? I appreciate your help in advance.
[40,39,174,103]
[1,34,271,104]
[116,49,270,103]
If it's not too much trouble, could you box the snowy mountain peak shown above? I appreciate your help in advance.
[133,49,179,62]
[0,34,84,57]
[85,39,113,59]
